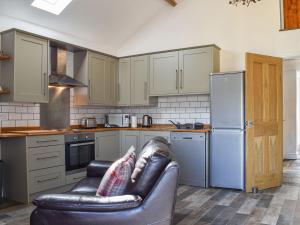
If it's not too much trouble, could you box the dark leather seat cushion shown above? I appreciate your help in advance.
[70,177,101,195]
[126,138,172,198]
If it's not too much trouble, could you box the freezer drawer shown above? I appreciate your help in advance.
[170,132,208,187]
[210,72,245,129]
[210,129,245,190]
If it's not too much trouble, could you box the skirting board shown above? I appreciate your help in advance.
[284,153,298,160]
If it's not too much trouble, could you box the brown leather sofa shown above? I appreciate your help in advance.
[30,138,179,225]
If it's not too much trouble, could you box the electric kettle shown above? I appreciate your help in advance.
[142,115,153,128]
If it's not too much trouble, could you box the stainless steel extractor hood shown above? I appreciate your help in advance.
[49,48,87,88]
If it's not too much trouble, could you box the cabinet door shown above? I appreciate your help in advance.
[106,57,118,105]
[15,32,48,103]
[179,47,212,94]
[118,58,131,106]
[140,131,171,150]
[121,131,140,156]
[131,55,149,106]
[95,132,120,161]
[149,51,179,96]
[88,52,107,105]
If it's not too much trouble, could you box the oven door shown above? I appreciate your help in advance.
[65,141,95,172]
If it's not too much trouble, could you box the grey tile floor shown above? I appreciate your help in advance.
[0,160,299,225]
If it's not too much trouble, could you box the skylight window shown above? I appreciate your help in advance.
[31,0,73,15]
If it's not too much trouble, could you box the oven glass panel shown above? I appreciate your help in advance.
[66,142,95,171]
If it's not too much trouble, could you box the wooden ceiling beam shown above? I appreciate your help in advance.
[165,0,177,7]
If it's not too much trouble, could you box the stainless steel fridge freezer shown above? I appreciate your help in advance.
[210,71,245,190]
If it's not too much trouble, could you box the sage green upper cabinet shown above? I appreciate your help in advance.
[0,30,49,103]
[149,51,179,96]
[149,46,220,96]
[130,55,149,106]
[74,51,118,106]
[88,52,107,105]
[106,57,118,105]
[118,58,131,106]
[179,47,220,94]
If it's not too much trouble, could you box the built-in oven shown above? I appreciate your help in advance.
[65,133,95,174]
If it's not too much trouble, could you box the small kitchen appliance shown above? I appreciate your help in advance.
[105,114,130,127]
[80,117,97,129]
[142,115,153,128]
[131,116,138,128]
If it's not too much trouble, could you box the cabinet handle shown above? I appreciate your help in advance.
[36,155,59,160]
[144,82,148,100]
[37,176,59,183]
[88,79,92,100]
[43,73,47,96]
[180,69,184,89]
[176,70,179,90]
[37,139,59,143]
[73,176,84,180]
[118,83,121,101]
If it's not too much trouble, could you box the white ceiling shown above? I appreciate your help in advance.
[0,0,171,54]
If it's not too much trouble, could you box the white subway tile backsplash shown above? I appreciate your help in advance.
[0,94,211,128]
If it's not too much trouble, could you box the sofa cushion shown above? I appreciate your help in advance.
[70,177,101,195]
[96,146,136,197]
[126,137,172,198]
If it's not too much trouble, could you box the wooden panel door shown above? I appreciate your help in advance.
[179,47,212,94]
[246,53,283,192]
[131,55,149,106]
[283,0,300,29]
[149,51,179,96]
[88,52,107,105]
[118,58,131,106]
[15,32,48,103]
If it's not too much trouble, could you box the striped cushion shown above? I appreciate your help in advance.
[96,146,136,197]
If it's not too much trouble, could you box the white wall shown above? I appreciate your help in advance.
[283,59,300,159]
[118,0,300,71]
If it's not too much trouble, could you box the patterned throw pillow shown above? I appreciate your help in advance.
[96,146,136,197]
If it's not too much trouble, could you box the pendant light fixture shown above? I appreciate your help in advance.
[229,0,261,6]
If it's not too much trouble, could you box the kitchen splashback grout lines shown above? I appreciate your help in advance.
[0,93,210,128]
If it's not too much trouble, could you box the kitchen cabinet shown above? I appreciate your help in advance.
[0,30,49,103]
[118,58,131,106]
[1,134,65,203]
[149,46,220,96]
[74,51,118,106]
[118,56,157,106]
[149,52,179,96]
[121,131,140,156]
[95,131,120,161]
[139,131,171,150]
[131,55,150,106]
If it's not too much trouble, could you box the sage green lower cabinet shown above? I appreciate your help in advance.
[139,131,171,150]
[1,135,67,204]
[120,131,140,156]
[95,131,120,161]
[0,30,49,103]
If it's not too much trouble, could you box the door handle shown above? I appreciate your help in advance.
[37,176,59,183]
[118,83,121,101]
[36,155,59,160]
[88,79,92,100]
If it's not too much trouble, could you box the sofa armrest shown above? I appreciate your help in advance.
[33,194,142,212]
[87,160,113,177]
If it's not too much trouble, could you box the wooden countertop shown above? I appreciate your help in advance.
[0,124,210,138]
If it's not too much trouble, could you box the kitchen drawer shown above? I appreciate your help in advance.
[28,145,65,171]
[28,166,65,194]
[65,171,87,185]
[27,135,64,148]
